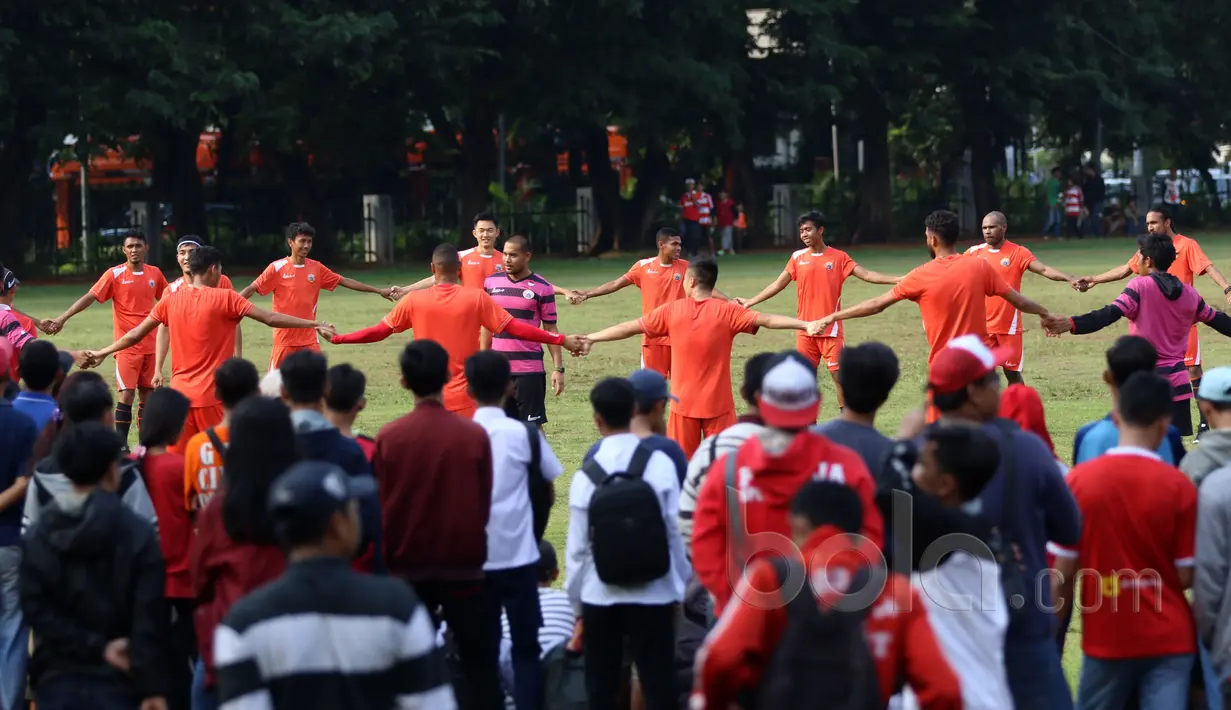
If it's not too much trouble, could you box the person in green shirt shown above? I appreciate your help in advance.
[1043,166,1062,238]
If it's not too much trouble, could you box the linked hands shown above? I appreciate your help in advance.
[73,350,102,369]
[1041,313,1072,337]
[567,291,588,305]
[806,317,834,337]
[562,334,591,357]
[1069,278,1093,293]
[379,287,398,302]
[315,322,337,343]
[37,318,63,335]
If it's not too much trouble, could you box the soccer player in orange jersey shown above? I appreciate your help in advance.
[735,211,900,411]
[811,209,1050,382]
[1076,204,1231,435]
[571,228,727,378]
[391,212,507,296]
[324,243,587,418]
[50,230,169,441]
[586,258,822,457]
[82,246,331,452]
[964,211,1080,385]
[157,236,242,381]
[239,221,395,372]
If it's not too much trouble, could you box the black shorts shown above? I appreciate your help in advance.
[1173,398,1194,437]
[506,373,548,425]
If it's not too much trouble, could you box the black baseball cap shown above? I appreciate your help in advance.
[267,461,377,538]
[0,267,19,295]
[627,369,678,409]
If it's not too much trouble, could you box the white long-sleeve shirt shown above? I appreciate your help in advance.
[566,433,690,611]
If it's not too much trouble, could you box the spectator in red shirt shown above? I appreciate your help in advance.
[691,352,883,615]
[134,386,194,710]
[679,178,701,257]
[695,180,716,255]
[324,363,374,460]
[373,339,503,710]
[693,481,962,710]
[1052,371,1198,710]
[189,396,297,710]
[716,191,737,255]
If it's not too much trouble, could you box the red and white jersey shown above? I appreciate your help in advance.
[1064,186,1084,217]
[696,192,715,226]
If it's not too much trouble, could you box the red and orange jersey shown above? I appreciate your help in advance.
[890,255,1010,365]
[1127,234,1211,285]
[382,284,513,412]
[150,287,253,407]
[640,298,760,418]
[90,264,169,354]
[965,241,1037,335]
[625,258,689,346]
[459,247,504,289]
[250,258,342,348]
[786,246,856,337]
[168,273,235,293]
[183,425,228,512]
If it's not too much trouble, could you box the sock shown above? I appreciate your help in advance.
[115,403,133,442]
[1194,378,1209,431]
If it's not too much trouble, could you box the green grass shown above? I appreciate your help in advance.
[20,232,1231,690]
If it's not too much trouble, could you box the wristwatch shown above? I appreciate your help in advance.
[554,367,565,374]
[1223,286,1231,295]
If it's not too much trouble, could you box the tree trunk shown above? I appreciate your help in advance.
[582,126,622,254]
[854,106,893,244]
[964,91,999,222]
[620,139,668,251]
[272,151,333,261]
[0,95,42,268]
[459,103,498,226]
[149,119,208,243]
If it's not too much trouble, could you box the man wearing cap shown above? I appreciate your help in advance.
[213,461,456,710]
[690,352,882,615]
[925,334,1079,709]
[156,236,242,378]
[1181,368,1231,485]
[627,369,689,483]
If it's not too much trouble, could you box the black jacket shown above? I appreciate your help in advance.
[296,424,384,573]
[20,488,169,698]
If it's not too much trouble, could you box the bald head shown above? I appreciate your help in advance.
[981,211,1007,247]
[505,234,531,253]
[432,243,461,275]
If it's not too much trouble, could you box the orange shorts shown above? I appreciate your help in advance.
[641,344,671,378]
[796,334,842,372]
[668,409,738,459]
[115,353,157,391]
[173,404,225,454]
[269,343,321,372]
[1187,325,1201,367]
[987,333,1024,373]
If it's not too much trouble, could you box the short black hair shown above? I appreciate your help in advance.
[59,372,113,424]
[537,539,559,582]
[122,230,147,245]
[473,212,499,229]
[1105,336,1158,388]
[1149,204,1173,224]
[139,387,190,448]
[656,228,681,244]
[280,350,328,404]
[285,222,315,240]
[55,422,124,486]
[591,378,636,430]
[688,258,719,291]
[505,234,531,253]
[20,340,60,391]
[1117,371,1174,428]
[923,423,1001,502]
[838,342,899,414]
[187,245,224,275]
[431,243,461,273]
[924,210,961,246]
[1136,233,1176,272]
[790,480,863,534]
[465,350,511,405]
[797,211,826,229]
[325,364,366,412]
[215,358,260,410]
[400,340,450,397]
[741,352,777,407]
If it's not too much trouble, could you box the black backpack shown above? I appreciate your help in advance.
[753,558,883,710]
[582,442,670,586]
[525,422,553,541]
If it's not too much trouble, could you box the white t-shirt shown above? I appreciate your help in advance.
[474,407,564,571]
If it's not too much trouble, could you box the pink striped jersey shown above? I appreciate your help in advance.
[484,272,558,374]
[1114,273,1218,401]
[0,305,35,378]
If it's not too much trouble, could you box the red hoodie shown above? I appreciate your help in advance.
[692,528,962,710]
[691,430,883,613]
[189,492,287,688]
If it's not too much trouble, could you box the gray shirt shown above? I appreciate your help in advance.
[814,419,893,477]
[1196,464,1231,678]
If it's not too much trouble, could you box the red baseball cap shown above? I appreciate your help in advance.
[757,355,821,429]
[927,334,1014,396]
[999,383,1056,455]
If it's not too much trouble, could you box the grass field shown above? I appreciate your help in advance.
[19,231,1231,690]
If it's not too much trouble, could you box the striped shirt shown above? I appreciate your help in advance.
[214,557,456,710]
[484,273,557,375]
[498,588,575,708]
[0,304,35,357]
[1113,274,1218,401]
[679,419,765,557]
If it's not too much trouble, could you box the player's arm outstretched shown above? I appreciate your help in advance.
[569,274,633,305]
[1202,264,1231,305]
[998,289,1050,318]
[733,270,791,308]
[48,292,101,334]
[335,276,395,301]
[808,291,904,334]
[1027,260,1081,288]
[1075,263,1132,291]
[388,276,434,301]
[851,264,901,285]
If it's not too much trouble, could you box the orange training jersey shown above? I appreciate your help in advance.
[639,298,760,418]
[251,258,342,348]
[965,241,1037,335]
[460,247,504,289]
[168,273,235,293]
[150,287,253,407]
[382,284,514,412]
[889,255,1011,365]
[90,264,168,355]
[625,258,689,346]
[184,425,228,512]
[1127,234,1212,285]
[787,246,855,338]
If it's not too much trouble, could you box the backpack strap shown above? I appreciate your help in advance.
[725,452,745,571]
[582,458,609,487]
[524,422,542,482]
[623,441,655,479]
[205,427,227,464]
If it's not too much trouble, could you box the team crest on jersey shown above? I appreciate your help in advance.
[825,262,834,271]
[1000,258,1010,267]
[495,264,504,272]
[673,273,682,281]
[148,279,155,288]
[307,274,316,282]
[522,289,535,300]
